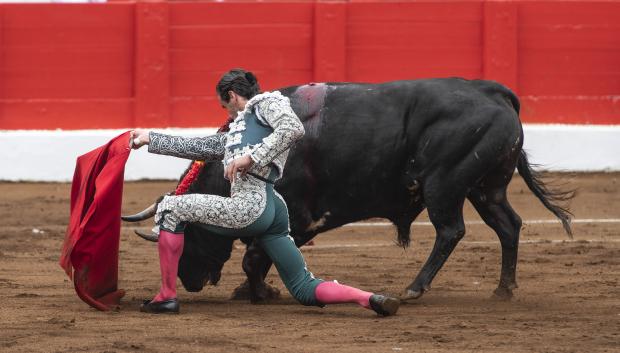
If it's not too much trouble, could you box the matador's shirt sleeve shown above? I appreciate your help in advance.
[249,94,305,168]
[148,132,226,161]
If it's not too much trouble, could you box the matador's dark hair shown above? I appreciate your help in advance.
[216,68,260,102]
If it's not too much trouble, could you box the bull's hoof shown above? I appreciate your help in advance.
[491,287,514,301]
[230,281,251,300]
[251,284,281,304]
[400,289,424,301]
[230,282,281,303]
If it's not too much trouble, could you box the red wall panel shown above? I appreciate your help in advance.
[518,2,620,95]
[1,99,133,130]
[2,4,134,99]
[347,1,483,81]
[0,4,134,129]
[168,2,314,126]
[134,1,170,128]
[0,0,619,130]
[517,1,620,123]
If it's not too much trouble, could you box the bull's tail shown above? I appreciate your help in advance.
[517,150,575,237]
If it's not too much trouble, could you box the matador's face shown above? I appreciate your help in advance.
[219,91,247,117]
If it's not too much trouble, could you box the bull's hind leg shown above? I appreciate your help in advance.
[402,187,466,300]
[468,185,522,299]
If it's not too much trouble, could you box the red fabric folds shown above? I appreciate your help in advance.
[59,132,131,311]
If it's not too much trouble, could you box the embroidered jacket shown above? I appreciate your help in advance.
[148,91,305,180]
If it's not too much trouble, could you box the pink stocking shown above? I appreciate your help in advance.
[152,230,184,302]
[314,281,373,309]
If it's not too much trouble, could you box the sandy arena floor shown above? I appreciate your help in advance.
[0,173,618,352]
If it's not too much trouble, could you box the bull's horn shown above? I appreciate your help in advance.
[134,230,159,243]
[121,203,157,222]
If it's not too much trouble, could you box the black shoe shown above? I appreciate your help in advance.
[140,298,180,314]
[369,294,400,316]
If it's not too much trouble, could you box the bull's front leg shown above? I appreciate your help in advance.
[230,241,280,303]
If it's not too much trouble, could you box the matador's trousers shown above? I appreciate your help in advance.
[155,170,324,306]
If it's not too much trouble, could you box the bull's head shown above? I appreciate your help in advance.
[122,161,235,292]
[122,201,235,291]
[178,223,234,291]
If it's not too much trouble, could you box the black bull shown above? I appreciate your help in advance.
[124,78,573,302]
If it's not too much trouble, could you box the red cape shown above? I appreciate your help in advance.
[59,132,131,311]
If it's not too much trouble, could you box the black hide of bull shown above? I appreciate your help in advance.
[134,78,573,302]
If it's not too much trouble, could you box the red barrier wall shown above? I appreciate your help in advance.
[0,0,618,130]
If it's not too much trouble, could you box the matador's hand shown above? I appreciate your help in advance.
[225,155,255,183]
[130,129,150,149]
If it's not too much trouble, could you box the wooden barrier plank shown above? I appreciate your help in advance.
[2,4,133,100]
[0,99,133,129]
[3,48,131,71]
[0,7,4,129]
[347,1,481,22]
[518,1,620,25]
[170,48,311,71]
[0,6,4,107]
[171,96,226,128]
[348,22,481,49]
[3,27,130,48]
[521,50,620,75]
[168,1,314,124]
[347,47,481,81]
[313,1,346,82]
[519,74,620,96]
[171,69,313,97]
[170,68,313,127]
[2,70,132,99]
[521,96,620,125]
[347,1,482,82]
[517,1,620,98]
[2,4,131,30]
[170,2,313,26]
[134,1,170,128]
[483,0,518,92]
[519,24,620,50]
[0,1,619,129]
[171,25,311,48]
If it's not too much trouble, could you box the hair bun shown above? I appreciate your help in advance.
[244,71,257,85]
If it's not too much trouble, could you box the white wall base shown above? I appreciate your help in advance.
[0,129,217,182]
[522,124,620,172]
[0,124,618,181]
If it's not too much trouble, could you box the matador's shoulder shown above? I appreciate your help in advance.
[245,91,291,115]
